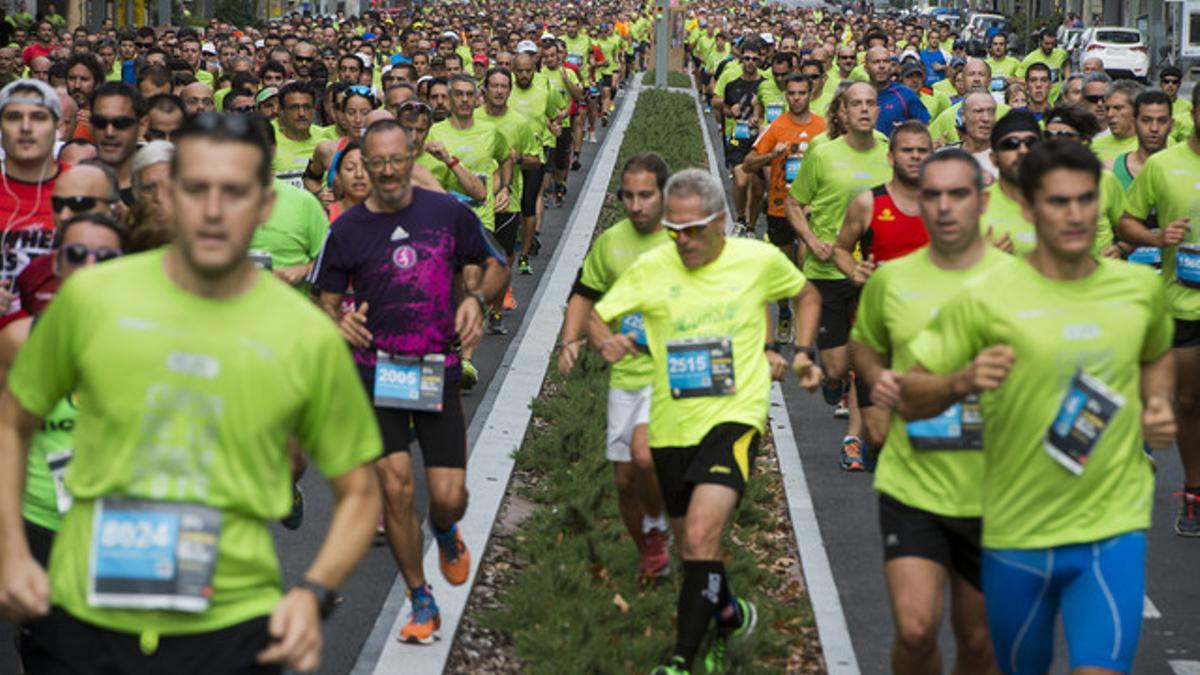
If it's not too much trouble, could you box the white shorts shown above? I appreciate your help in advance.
[606,385,652,462]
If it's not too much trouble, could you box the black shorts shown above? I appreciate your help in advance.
[371,379,467,468]
[1174,318,1200,349]
[766,214,795,248]
[553,126,573,171]
[520,165,544,217]
[23,608,280,675]
[811,278,859,351]
[878,492,982,590]
[494,211,521,257]
[599,74,613,89]
[651,422,760,518]
[24,519,54,567]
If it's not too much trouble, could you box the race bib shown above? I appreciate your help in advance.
[566,53,583,67]
[373,352,446,412]
[765,104,783,123]
[248,250,273,271]
[733,121,751,140]
[1129,246,1162,267]
[277,171,305,190]
[990,76,1006,92]
[666,336,735,399]
[1175,244,1200,289]
[906,396,982,450]
[784,155,802,183]
[88,498,221,613]
[619,312,648,352]
[1044,370,1125,475]
[47,450,73,515]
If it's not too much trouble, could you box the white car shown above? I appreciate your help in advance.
[1080,27,1150,80]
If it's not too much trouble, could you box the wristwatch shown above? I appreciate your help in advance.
[795,346,818,362]
[297,578,342,620]
[469,290,488,313]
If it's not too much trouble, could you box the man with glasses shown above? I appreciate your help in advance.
[1159,66,1192,143]
[0,79,66,328]
[90,81,145,207]
[291,41,318,81]
[981,110,1041,254]
[313,118,508,647]
[721,41,765,233]
[588,168,822,675]
[144,93,184,142]
[180,81,215,117]
[273,80,335,190]
[0,111,383,674]
[1081,71,1111,122]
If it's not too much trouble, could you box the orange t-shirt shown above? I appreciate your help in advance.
[752,112,826,217]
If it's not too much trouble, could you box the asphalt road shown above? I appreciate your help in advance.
[0,96,621,675]
[691,105,1200,674]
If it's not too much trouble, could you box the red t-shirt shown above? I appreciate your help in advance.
[21,43,55,66]
[0,163,63,326]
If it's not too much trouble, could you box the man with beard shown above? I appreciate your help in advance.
[64,54,103,141]
[980,110,1041,255]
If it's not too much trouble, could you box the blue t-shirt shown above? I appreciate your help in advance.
[876,82,931,133]
[919,49,946,85]
[312,188,505,380]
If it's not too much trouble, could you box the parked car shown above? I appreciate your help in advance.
[1079,27,1150,80]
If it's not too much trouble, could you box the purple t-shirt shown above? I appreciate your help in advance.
[313,188,502,378]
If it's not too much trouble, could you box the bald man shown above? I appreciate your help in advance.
[866,46,929,133]
[180,81,215,116]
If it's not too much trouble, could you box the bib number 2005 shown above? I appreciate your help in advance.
[374,352,446,412]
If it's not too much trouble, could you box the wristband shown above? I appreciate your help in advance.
[468,291,487,313]
[795,346,817,362]
[446,156,461,169]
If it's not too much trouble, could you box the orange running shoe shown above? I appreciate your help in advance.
[398,592,441,644]
[503,287,518,310]
[436,527,471,586]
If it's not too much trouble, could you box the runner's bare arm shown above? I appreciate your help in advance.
[1141,349,1177,449]
[899,346,1015,421]
[0,389,50,621]
[559,294,595,376]
[832,190,871,279]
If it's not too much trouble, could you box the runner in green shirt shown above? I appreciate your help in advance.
[980,110,1041,255]
[560,153,672,581]
[591,168,823,675]
[0,113,381,673]
[1118,83,1200,536]
[272,82,337,189]
[984,34,1021,90]
[902,139,1174,674]
[1017,30,1071,85]
[851,147,1007,675]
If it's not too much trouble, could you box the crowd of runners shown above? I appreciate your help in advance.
[0,1,1194,673]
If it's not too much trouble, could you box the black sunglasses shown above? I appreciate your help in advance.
[61,243,122,265]
[91,115,137,131]
[1162,78,1181,85]
[1083,94,1105,103]
[294,55,315,62]
[230,105,256,114]
[996,135,1039,151]
[1044,129,1081,140]
[52,195,113,212]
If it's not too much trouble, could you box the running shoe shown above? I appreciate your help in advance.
[587,129,597,143]
[650,656,690,675]
[502,287,518,311]
[398,592,441,644]
[487,311,508,335]
[1176,490,1200,537]
[461,359,479,390]
[530,233,542,255]
[704,597,758,673]
[436,526,471,585]
[840,437,865,472]
[555,184,567,207]
[280,483,305,530]
[775,309,793,344]
[601,113,609,127]
[833,392,850,419]
[518,255,533,275]
[820,377,844,407]
[639,528,670,579]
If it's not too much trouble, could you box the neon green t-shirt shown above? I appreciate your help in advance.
[510,78,555,147]
[23,396,78,531]
[250,179,329,290]
[7,249,381,636]
[475,107,538,214]
[271,120,337,189]
[595,239,807,448]
[1124,140,1200,319]
[540,67,578,130]
[578,218,671,391]
[930,101,1012,144]
[562,33,593,81]
[909,257,1171,549]
[789,136,891,280]
[420,118,509,230]
[1018,47,1070,81]
[980,181,1035,254]
[986,55,1022,80]
[854,246,1010,517]
[1091,132,1138,165]
[932,78,958,100]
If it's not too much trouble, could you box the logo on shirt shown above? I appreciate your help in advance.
[392,245,418,269]
[391,225,409,241]
[878,208,896,221]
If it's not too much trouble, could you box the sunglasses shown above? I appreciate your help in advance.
[1044,129,1081,140]
[995,135,1039,151]
[61,243,122,265]
[52,195,114,212]
[664,211,722,238]
[1162,78,1181,85]
[294,55,315,62]
[1083,94,1105,103]
[230,105,255,114]
[91,115,137,131]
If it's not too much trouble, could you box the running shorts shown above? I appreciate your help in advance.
[23,609,280,675]
[1173,317,1200,349]
[520,165,544,218]
[606,385,651,463]
[651,422,759,518]
[811,278,859,351]
[878,493,982,589]
[494,211,521,258]
[982,530,1145,675]
[373,379,467,468]
[766,214,795,248]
